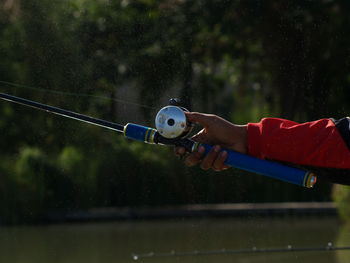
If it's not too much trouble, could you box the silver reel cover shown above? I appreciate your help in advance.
[155,106,191,139]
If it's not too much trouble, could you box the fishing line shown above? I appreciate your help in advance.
[131,243,350,260]
[0,80,156,110]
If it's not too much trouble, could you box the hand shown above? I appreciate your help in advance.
[175,112,247,171]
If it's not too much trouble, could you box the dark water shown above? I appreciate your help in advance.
[0,217,348,263]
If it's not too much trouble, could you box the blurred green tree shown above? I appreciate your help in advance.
[0,0,349,223]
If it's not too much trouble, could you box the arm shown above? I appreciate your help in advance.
[176,114,350,171]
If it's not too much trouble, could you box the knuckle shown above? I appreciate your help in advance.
[185,160,195,167]
[174,147,185,155]
[200,163,210,170]
[206,149,219,160]
[194,151,203,159]
[213,162,224,172]
[184,154,199,167]
[213,156,226,171]
[213,167,221,172]
[212,164,221,171]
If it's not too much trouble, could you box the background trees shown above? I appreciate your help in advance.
[0,0,349,223]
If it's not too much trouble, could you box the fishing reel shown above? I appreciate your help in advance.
[155,99,193,139]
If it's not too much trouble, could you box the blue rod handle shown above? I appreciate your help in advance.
[123,123,316,188]
[198,144,316,188]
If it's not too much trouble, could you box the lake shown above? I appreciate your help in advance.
[0,216,348,263]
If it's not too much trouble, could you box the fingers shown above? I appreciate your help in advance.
[174,146,205,167]
[174,147,186,157]
[200,146,229,171]
[212,151,230,171]
[184,146,205,167]
[175,145,229,172]
[200,145,221,170]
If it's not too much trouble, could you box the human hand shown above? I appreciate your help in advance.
[175,112,247,171]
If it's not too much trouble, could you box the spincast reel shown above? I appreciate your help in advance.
[155,99,193,139]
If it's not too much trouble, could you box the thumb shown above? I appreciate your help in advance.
[191,130,213,144]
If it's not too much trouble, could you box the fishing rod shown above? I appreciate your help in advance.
[0,92,317,188]
[131,243,350,260]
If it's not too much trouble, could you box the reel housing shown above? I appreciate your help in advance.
[155,105,193,139]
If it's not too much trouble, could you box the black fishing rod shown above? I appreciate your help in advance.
[0,92,317,187]
[0,93,125,132]
[131,243,350,260]
[0,92,193,148]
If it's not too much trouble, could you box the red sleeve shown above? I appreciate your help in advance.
[247,118,350,169]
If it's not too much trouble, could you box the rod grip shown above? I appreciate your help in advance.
[195,143,316,188]
[123,125,316,188]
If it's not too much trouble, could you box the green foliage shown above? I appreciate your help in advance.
[0,0,348,223]
[7,147,59,223]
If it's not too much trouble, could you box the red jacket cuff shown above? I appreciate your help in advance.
[247,122,263,158]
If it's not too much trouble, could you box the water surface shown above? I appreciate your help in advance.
[0,217,348,263]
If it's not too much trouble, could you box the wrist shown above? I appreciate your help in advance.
[230,124,248,154]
